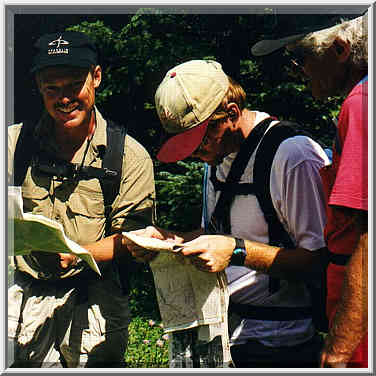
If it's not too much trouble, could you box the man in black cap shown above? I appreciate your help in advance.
[8,31,156,367]
[251,10,368,368]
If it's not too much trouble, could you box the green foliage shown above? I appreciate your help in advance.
[155,160,204,232]
[63,11,343,154]
[125,317,169,367]
[128,262,160,319]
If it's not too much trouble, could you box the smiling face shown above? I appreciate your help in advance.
[36,65,101,130]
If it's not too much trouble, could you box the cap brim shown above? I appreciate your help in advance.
[251,12,365,57]
[157,120,209,163]
[251,33,307,56]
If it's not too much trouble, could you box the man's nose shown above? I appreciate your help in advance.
[59,86,75,102]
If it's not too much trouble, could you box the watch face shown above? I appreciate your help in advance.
[231,247,247,266]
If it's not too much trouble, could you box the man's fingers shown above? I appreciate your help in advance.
[180,245,203,257]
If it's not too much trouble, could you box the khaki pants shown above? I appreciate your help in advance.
[8,270,130,368]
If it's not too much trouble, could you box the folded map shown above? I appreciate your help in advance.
[8,186,101,276]
[122,231,183,252]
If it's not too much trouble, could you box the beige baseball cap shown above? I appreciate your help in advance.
[155,60,229,162]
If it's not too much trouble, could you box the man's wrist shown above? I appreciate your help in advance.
[229,237,247,266]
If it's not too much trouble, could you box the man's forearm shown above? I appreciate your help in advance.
[181,234,324,277]
[321,230,368,365]
[243,239,325,279]
[83,233,125,262]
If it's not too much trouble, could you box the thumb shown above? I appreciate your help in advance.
[180,242,203,257]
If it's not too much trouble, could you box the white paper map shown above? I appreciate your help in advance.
[122,231,183,252]
[8,186,101,276]
[150,253,232,365]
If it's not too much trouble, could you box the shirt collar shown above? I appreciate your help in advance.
[34,106,108,158]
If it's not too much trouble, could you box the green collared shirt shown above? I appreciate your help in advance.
[8,108,156,277]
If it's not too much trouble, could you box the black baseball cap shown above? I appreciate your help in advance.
[31,31,98,73]
[251,11,366,56]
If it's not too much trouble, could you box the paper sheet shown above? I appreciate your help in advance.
[8,186,101,276]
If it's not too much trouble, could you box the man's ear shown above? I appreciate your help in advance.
[227,103,240,121]
[333,38,351,63]
[92,65,102,89]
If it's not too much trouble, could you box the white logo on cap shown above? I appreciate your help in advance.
[49,36,69,48]
[48,35,69,55]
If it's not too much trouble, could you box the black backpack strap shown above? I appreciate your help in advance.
[13,120,38,186]
[12,118,127,234]
[100,119,127,236]
[252,121,298,294]
[208,117,275,234]
[253,121,328,331]
[210,169,256,196]
[253,121,298,249]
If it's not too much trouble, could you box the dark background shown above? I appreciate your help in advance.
[6,5,369,232]
[8,5,368,153]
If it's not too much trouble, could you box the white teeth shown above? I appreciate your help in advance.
[57,104,79,113]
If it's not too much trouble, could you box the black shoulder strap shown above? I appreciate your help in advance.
[253,121,298,248]
[208,117,275,234]
[254,122,329,332]
[100,119,127,236]
[13,118,127,236]
[13,120,37,186]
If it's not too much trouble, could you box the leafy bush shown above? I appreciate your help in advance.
[125,317,169,367]
[155,160,205,232]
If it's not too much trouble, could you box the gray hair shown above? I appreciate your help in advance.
[292,13,368,70]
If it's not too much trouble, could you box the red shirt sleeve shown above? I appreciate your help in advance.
[329,83,368,211]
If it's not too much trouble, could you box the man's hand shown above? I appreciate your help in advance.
[181,235,235,272]
[125,226,174,263]
[320,340,351,368]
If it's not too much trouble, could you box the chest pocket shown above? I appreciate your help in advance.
[66,183,105,218]
[21,184,50,215]
[64,182,106,244]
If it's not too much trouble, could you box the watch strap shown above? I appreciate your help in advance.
[230,237,247,266]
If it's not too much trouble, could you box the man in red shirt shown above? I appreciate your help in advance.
[251,11,368,368]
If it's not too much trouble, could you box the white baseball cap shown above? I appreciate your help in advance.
[155,60,229,163]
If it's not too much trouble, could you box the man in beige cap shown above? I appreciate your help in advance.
[251,10,368,368]
[130,59,330,368]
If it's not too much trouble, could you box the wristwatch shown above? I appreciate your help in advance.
[229,238,247,266]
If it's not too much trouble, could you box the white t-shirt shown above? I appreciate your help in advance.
[203,112,330,347]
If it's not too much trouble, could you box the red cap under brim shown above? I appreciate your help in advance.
[157,120,209,163]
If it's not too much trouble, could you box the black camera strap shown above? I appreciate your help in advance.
[12,118,127,232]
[100,120,127,236]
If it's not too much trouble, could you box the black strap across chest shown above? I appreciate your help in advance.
[208,117,298,249]
[207,117,329,331]
[12,118,127,236]
[208,117,275,234]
